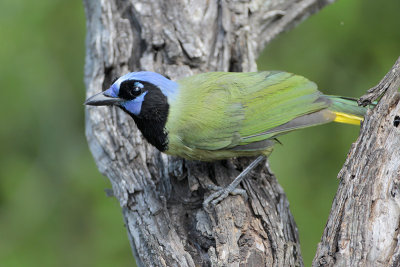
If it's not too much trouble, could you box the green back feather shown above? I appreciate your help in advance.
[165,71,330,160]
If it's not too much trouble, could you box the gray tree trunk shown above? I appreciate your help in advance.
[313,58,400,267]
[83,1,399,266]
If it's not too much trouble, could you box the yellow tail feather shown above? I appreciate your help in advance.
[333,112,363,125]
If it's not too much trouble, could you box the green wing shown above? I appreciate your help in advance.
[167,71,329,152]
[237,72,330,144]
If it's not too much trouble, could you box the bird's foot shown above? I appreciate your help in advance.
[203,184,248,209]
[202,155,266,209]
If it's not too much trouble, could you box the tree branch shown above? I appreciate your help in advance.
[313,57,400,266]
[83,1,335,266]
[358,57,400,106]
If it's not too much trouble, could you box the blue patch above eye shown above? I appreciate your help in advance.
[134,82,144,89]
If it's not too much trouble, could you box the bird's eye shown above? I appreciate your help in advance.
[119,80,145,100]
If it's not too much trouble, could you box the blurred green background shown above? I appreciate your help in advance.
[0,0,398,266]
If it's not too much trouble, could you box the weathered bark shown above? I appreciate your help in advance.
[83,1,336,266]
[313,57,400,266]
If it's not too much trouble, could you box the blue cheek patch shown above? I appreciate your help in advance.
[121,91,148,116]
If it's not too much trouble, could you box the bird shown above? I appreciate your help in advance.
[85,71,368,207]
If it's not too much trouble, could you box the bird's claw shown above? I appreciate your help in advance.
[203,185,248,209]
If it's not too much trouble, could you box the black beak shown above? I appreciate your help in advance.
[84,91,123,106]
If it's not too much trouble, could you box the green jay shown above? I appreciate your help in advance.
[85,71,367,207]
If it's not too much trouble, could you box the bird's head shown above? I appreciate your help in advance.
[84,71,178,117]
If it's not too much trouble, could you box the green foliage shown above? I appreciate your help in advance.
[0,0,398,266]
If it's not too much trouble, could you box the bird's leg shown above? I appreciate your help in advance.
[203,155,266,208]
